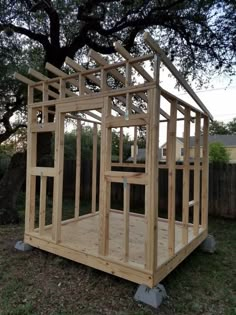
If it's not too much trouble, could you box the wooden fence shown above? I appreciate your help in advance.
[61,160,236,219]
[1,158,235,218]
[208,164,236,218]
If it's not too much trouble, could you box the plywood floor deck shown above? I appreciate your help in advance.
[31,211,203,268]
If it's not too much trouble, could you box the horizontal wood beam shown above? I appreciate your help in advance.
[30,167,55,177]
[111,162,146,168]
[105,171,148,185]
[65,113,101,125]
[106,113,148,128]
[30,122,56,133]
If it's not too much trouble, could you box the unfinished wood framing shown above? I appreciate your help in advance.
[182,107,191,245]
[17,32,211,288]
[193,113,201,236]
[167,101,177,257]
[74,120,81,218]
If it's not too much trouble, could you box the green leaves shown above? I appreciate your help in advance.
[209,142,230,163]
[209,118,236,135]
[0,0,235,83]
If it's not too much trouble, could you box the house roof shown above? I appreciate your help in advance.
[191,135,236,147]
[160,137,184,148]
[177,135,236,147]
[126,148,145,162]
[135,148,146,161]
[127,148,162,162]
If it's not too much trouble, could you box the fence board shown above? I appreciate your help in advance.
[6,158,235,219]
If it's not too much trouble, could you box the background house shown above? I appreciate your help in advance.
[128,134,236,163]
[189,134,236,163]
[160,138,185,161]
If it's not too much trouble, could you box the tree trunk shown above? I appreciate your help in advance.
[0,152,26,224]
[0,50,62,225]
[0,130,53,225]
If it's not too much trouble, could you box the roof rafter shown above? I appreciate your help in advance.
[14,32,212,122]
[144,32,213,120]
[114,42,153,82]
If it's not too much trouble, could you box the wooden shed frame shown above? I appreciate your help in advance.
[16,33,212,288]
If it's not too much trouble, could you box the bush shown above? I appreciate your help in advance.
[209,142,230,164]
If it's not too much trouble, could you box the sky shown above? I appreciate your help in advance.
[156,69,236,145]
[176,78,236,123]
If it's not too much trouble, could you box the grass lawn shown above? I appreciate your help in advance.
[0,217,235,315]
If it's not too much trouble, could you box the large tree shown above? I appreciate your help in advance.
[209,117,236,135]
[0,36,45,223]
[0,0,235,75]
[0,0,235,223]
[209,120,229,135]
[227,118,236,134]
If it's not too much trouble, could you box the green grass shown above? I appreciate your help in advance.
[0,212,235,315]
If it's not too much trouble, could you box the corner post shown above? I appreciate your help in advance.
[99,68,111,256]
[182,107,190,245]
[146,54,160,273]
[92,123,98,213]
[25,86,37,234]
[201,116,209,229]
[52,110,65,243]
[193,112,201,236]
[75,120,82,218]
[167,100,177,257]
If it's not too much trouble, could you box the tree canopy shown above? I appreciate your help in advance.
[0,0,235,79]
[0,0,236,146]
[62,127,132,161]
[0,32,44,144]
[209,118,236,135]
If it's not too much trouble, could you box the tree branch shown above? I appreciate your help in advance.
[0,23,50,49]
[30,0,60,48]
[156,0,187,11]
[0,124,27,144]
[85,36,115,54]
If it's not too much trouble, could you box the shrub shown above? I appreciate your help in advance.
[209,142,230,164]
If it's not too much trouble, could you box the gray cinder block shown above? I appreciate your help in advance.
[200,234,216,253]
[134,283,167,308]
[14,240,33,252]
